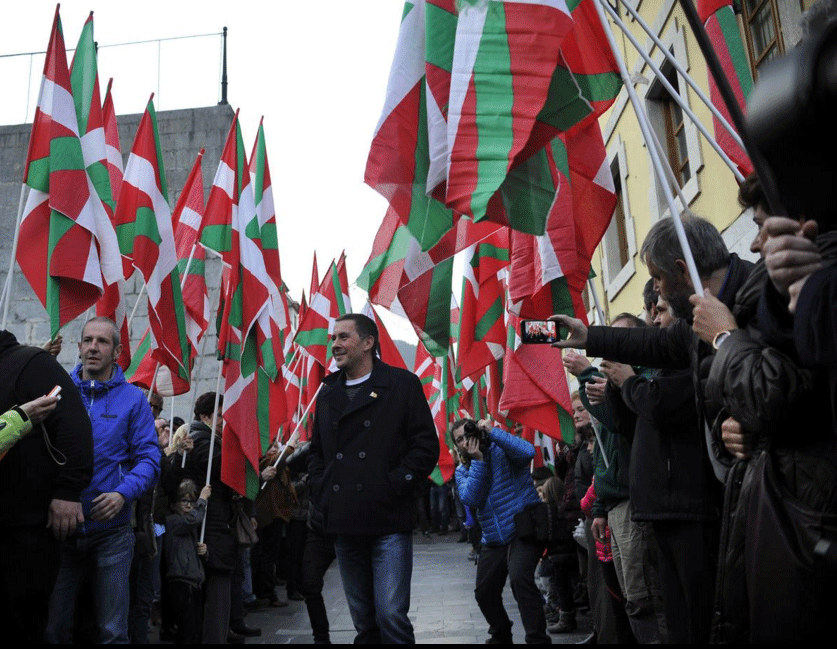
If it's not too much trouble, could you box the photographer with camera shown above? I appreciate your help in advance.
[453,418,549,644]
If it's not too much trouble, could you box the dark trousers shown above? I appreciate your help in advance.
[168,580,203,644]
[300,528,337,643]
[282,519,308,596]
[252,519,283,601]
[475,538,551,644]
[0,525,61,644]
[652,520,716,644]
[203,570,232,644]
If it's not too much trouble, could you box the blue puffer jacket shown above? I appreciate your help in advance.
[455,428,540,546]
[71,363,160,535]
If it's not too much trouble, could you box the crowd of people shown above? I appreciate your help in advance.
[1,166,836,644]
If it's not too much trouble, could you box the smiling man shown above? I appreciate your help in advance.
[45,317,160,644]
[308,313,438,643]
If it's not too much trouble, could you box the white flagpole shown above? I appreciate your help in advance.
[601,0,745,183]
[586,279,606,326]
[614,0,747,155]
[199,359,225,543]
[1,183,29,329]
[261,381,324,490]
[593,0,704,296]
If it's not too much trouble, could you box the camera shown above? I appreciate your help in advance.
[463,420,491,455]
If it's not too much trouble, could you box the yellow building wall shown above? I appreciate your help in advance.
[585,0,810,324]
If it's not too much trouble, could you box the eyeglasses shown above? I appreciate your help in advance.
[178,498,196,507]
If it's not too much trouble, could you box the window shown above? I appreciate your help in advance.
[660,66,691,187]
[600,136,637,300]
[641,24,703,222]
[740,0,784,77]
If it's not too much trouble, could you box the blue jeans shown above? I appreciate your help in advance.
[45,525,135,644]
[334,532,414,644]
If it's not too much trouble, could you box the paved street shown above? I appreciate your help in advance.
[242,532,591,644]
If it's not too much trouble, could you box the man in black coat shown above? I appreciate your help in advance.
[309,313,438,644]
[0,329,94,643]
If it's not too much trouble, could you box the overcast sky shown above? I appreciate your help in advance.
[2,1,416,335]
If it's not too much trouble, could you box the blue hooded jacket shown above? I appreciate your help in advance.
[455,427,540,546]
[71,363,160,535]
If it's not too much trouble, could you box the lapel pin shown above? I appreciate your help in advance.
[370,391,378,398]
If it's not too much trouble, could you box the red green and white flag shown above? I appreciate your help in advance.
[95,78,131,369]
[508,120,616,322]
[127,149,209,395]
[445,0,574,230]
[362,302,408,370]
[457,228,509,382]
[365,0,459,253]
[114,95,191,392]
[17,7,122,338]
[102,79,123,205]
[698,0,754,177]
[293,253,351,368]
[414,339,456,482]
[173,149,210,348]
[249,119,292,362]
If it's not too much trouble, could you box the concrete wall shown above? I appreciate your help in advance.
[0,103,234,421]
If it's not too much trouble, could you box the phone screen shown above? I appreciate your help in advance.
[520,320,558,344]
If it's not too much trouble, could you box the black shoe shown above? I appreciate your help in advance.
[577,631,597,644]
[227,629,245,644]
[486,631,513,644]
[230,624,262,638]
[287,591,305,601]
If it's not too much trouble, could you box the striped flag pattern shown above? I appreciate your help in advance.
[114,95,191,393]
[698,0,754,176]
[17,7,122,338]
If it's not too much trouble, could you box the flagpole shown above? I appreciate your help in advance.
[0,183,29,329]
[183,246,226,469]
[586,279,606,326]
[614,0,746,154]
[261,381,324,490]
[126,282,147,331]
[592,0,704,297]
[601,0,744,182]
[199,359,225,543]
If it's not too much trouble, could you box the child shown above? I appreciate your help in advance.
[165,479,210,644]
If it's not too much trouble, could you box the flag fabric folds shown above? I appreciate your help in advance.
[697,0,754,177]
[17,7,122,338]
[114,95,191,394]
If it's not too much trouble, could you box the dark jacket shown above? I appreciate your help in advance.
[620,368,717,521]
[0,331,93,528]
[308,358,438,536]
[586,252,754,483]
[165,498,208,588]
[182,421,238,572]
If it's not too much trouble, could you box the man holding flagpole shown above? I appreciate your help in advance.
[309,313,438,644]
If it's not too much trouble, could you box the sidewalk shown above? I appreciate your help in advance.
[244,531,591,644]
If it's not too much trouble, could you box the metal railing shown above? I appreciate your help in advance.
[0,28,227,125]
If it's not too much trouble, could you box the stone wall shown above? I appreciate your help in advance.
[0,103,234,421]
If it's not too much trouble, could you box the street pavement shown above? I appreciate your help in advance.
[241,531,592,644]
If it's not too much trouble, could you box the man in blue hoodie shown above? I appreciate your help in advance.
[45,317,160,643]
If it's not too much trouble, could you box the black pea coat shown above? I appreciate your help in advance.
[308,358,439,536]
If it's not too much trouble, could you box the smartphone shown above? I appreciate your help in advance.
[520,320,559,344]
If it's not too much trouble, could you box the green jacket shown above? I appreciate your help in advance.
[578,365,650,519]
[0,406,33,457]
